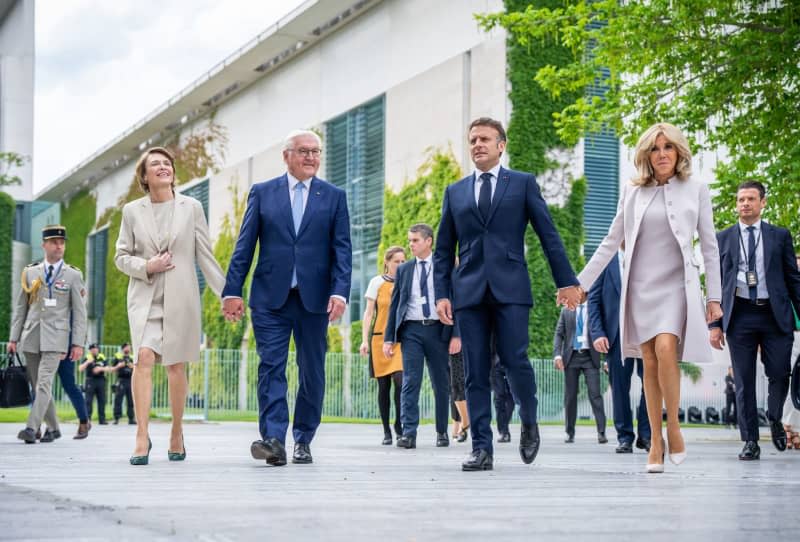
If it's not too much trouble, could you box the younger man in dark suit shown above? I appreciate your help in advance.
[710,180,800,460]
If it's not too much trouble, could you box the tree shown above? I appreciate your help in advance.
[477,1,800,237]
[0,152,28,186]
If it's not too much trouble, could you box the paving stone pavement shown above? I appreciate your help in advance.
[0,421,797,541]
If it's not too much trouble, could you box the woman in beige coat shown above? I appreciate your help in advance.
[576,123,722,473]
[115,146,225,465]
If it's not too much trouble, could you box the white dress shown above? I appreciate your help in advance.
[139,200,174,359]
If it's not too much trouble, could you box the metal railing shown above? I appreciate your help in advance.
[3,343,767,424]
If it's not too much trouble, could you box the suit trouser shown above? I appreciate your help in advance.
[727,298,793,442]
[24,351,61,431]
[457,289,536,455]
[251,290,328,445]
[113,378,134,422]
[724,393,737,426]
[491,361,515,434]
[85,378,107,422]
[564,351,606,436]
[607,341,650,444]
[57,356,89,423]
[398,321,450,436]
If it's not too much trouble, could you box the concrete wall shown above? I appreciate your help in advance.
[0,0,34,201]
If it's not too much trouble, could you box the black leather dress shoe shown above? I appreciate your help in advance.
[250,438,287,466]
[436,433,449,447]
[616,441,633,453]
[564,434,574,443]
[292,442,313,464]
[770,421,787,451]
[520,424,541,464]
[739,440,761,461]
[497,432,511,443]
[598,432,608,444]
[396,435,416,449]
[17,427,37,444]
[462,449,493,471]
[635,437,651,452]
[39,429,62,443]
[382,433,393,445]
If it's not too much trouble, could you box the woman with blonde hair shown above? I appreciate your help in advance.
[115,146,225,465]
[574,122,722,472]
[360,246,406,444]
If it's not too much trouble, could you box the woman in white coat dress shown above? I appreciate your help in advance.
[115,146,225,465]
[576,123,722,473]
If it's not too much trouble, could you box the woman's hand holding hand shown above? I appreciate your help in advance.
[146,251,175,275]
[706,300,722,324]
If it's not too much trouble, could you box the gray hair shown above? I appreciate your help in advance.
[283,129,322,151]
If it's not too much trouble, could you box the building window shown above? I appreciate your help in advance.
[181,179,210,293]
[325,95,385,321]
[87,228,108,341]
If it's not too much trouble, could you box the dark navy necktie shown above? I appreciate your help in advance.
[419,260,430,318]
[478,172,492,221]
[46,265,54,283]
[747,225,757,301]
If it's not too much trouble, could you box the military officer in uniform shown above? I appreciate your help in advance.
[110,343,135,424]
[79,344,109,424]
[7,225,87,444]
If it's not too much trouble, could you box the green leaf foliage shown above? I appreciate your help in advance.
[0,191,14,338]
[349,320,363,354]
[477,0,800,240]
[61,190,96,273]
[379,149,463,265]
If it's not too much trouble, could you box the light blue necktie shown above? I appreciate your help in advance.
[291,182,305,287]
[573,305,584,350]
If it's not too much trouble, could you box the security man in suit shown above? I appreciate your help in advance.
[384,223,454,449]
[710,180,800,460]
[79,344,109,425]
[110,343,135,424]
[553,303,607,443]
[7,225,87,444]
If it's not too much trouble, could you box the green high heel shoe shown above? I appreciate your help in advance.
[130,437,152,466]
[168,434,186,461]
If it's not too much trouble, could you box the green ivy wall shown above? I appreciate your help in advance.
[0,191,14,339]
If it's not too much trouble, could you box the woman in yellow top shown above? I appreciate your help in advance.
[360,246,406,445]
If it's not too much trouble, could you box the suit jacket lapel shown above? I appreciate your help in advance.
[467,174,484,225]
[485,167,511,225]
[296,177,322,239]
[729,226,741,273]
[167,195,186,252]
[276,175,295,239]
[762,222,774,272]
[138,198,160,251]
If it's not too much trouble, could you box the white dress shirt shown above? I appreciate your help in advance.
[472,163,502,205]
[404,255,438,322]
[736,219,768,299]
[573,302,589,350]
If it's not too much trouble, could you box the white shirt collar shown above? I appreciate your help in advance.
[738,219,762,232]
[288,172,312,189]
[473,163,501,181]
[43,258,63,269]
[417,254,433,266]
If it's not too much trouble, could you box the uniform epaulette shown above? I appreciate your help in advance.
[67,263,82,272]
[26,262,40,268]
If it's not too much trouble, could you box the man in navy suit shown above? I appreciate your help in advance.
[383,224,454,449]
[223,130,352,466]
[434,117,583,471]
[710,180,800,460]
[587,252,651,453]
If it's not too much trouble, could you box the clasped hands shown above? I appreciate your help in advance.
[556,285,586,310]
[146,251,174,275]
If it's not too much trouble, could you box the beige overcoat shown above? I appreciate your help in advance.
[114,193,225,363]
[577,177,722,363]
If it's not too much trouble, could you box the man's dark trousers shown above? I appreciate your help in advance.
[399,321,450,437]
[114,378,134,422]
[84,377,107,423]
[491,361,515,435]
[607,342,650,444]
[57,357,89,422]
[728,298,793,441]
[456,288,536,456]
[564,350,606,437]
[252,291,329,445]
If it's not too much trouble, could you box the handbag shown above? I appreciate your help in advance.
[791,356,800,410]
[0,352,32,408]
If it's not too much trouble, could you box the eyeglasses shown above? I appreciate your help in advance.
[289,148,322,158]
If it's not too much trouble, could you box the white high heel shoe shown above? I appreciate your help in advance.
[646,462,664,473]
[669,451,687,465]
